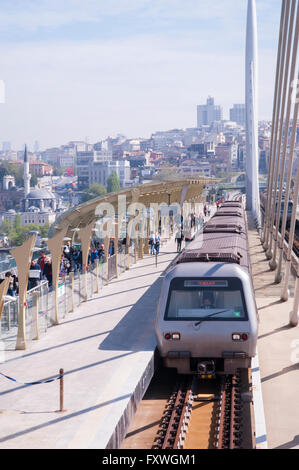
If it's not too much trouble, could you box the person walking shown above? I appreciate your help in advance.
[43,257,52,288]
[149,233,155,255]
[175,230,184,253]
[154,233,161,255]
[63,241,75,272]
[90,247,98,265]
[98,244,105,263]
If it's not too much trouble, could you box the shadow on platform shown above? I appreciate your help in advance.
[99,275,164,353]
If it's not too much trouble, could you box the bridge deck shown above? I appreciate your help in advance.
[247,212,299,449]
[1,210,296,449]
[0,238,179,449]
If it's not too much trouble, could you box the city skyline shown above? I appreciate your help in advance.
[0,0,282,150]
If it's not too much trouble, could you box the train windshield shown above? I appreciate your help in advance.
[165,278,248,321]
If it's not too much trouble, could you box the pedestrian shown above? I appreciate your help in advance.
[149,233,155,255]
[43,257,53,288]
[59,258,69,279]
[90,247,98,265]
[12,274,18,295]
[154,233,161,255]
[175,231,182,253]
[204,205,207,217]
[191,213,195,228]
[28,260,41,290]
[98,244,105,263]
[38,251,47,273]
[63,241,75,272]
[109,239,115,257]
[5,272,15,297]
[73,248,80,273]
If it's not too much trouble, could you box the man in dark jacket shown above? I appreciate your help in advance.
[28,260,41,290]
[63,241,74,272]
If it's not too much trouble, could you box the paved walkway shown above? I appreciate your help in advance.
[247,213,299,449]
[0,238,179,449]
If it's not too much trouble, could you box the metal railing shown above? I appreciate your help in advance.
[0,247,142,351]
[0,248,49,279]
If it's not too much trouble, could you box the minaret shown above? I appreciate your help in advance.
[24,144,31,197]
[245,0,260,223]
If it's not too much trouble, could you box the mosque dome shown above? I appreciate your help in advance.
[26,189,55,200]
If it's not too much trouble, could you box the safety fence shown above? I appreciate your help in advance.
[0,247,136,351]
[0,226,202,352]
[0,247,49,280]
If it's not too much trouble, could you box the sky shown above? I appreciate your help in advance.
[0,0,282,150]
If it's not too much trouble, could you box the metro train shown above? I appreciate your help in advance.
[260,191,293,223]
[155,200,258,377]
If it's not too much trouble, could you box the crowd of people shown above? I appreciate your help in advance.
[1,209,212,299]
[149,233,161,255]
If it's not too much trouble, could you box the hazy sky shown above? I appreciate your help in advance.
[0,0,282,150]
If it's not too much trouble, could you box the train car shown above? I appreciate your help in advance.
[155,201,258,377]
[260,191,293,222]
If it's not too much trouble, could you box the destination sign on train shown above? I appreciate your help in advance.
[184,280,229,288]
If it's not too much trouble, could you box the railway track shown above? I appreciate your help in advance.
[216,374,243,449]
[122,368,253,450]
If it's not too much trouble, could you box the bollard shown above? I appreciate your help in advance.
[56,368,67,413]
[155,251,158,268]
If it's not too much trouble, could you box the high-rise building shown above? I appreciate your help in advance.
[230,104,246,127]
[89,160,131,188]
[76,149,130,190]
[2,141,11,151]
[197,96,223,127]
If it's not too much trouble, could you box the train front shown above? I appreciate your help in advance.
[154,262,258,377]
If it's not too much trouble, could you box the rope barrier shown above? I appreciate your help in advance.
[0,371,63,386]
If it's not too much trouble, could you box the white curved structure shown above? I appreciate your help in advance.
[246,0,260,223]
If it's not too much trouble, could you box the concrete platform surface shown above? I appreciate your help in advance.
[247,213,299,449]
[0,239,179,449]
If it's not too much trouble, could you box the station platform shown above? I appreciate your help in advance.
[1,209,294,450]
[247,213,299,449]
[0,238,179,449]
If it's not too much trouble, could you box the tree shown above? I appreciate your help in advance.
[15,213,22,231]
[107,172,120,193]
[30,174,38,187]
[40,223,50,238]
[53,166,66,176]
[0,162,24,188]
[82,183,107,202]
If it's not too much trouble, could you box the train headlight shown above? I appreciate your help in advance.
[164,333,181,341]
[171,333,181,340]
[232,333,248,341]
[232,334,241,341]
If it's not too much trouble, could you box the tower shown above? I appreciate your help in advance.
[245,0,260,223]
[24,144,31,197]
